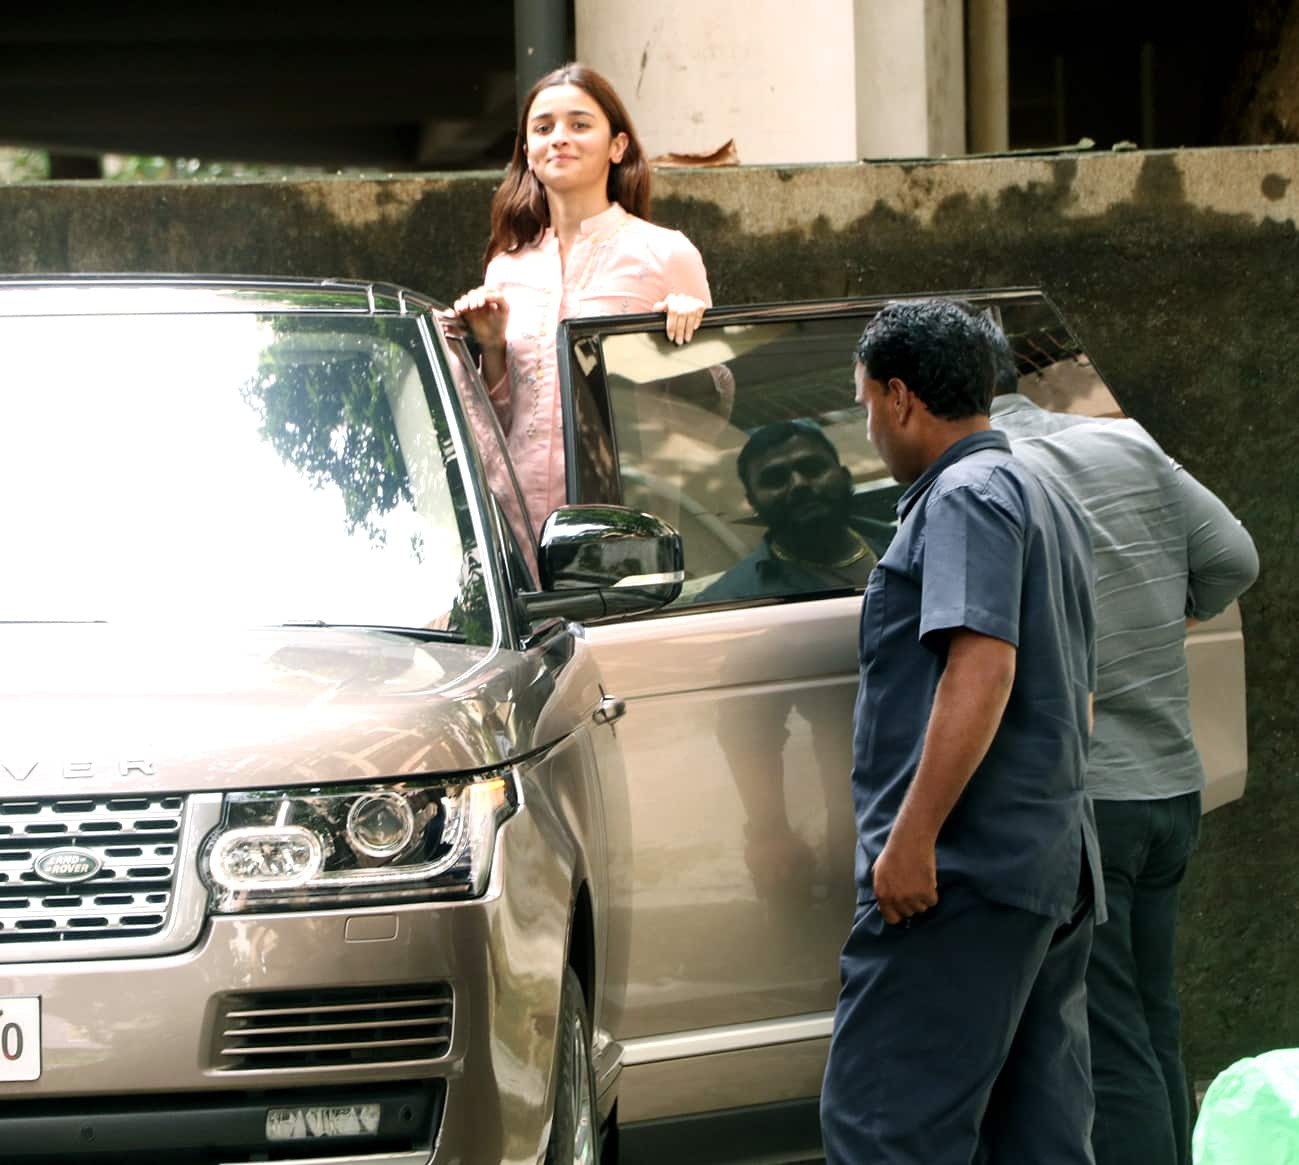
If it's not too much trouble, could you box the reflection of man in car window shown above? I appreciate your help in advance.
[699,420,893,603]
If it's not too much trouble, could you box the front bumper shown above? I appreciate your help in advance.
[3,1080,444,1163]
[0,805,574,1165]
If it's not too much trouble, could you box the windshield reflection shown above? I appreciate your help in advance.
[0,312,488,639]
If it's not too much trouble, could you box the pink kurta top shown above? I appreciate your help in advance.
[484,202,712,535]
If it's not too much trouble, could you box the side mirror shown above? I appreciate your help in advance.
[521,505,684,624]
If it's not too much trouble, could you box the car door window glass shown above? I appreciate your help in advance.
[598,316,901,609]
[574,293,1119,614]
[993,300,1123,417]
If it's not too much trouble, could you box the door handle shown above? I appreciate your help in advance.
[593,696,626,726]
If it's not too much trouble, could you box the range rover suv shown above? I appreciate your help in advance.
[0,277,1248,1164]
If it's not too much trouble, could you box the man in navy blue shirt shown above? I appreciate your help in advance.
[820,299,1103,1164]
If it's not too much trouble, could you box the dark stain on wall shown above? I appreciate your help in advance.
[0,153,1295,1081]
[1262,171,1291,199]
[0,175,501,297]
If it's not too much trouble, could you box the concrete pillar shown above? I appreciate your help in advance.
[967,0,1008,152]
[854,0,966,158]
[575,0,967,164]
[575,0,861,164]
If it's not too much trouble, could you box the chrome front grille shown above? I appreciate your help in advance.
[214,983,454,1072]
[0,795,185,944]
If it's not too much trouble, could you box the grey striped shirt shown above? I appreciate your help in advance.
[991,395,1259,801]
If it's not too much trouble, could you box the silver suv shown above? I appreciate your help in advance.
[0,278,1247,1165]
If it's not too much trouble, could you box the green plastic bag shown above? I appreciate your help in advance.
[1195,1050,1299,1163]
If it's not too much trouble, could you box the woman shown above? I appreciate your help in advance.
[453,62,716,535]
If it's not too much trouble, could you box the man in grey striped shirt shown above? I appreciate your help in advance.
[990,358,1259,1165]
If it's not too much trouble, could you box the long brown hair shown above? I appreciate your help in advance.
[484,63,652,267]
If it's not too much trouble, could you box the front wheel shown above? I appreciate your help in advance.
[545,965,598,1165]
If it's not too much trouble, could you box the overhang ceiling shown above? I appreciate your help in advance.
[0,0,521,169]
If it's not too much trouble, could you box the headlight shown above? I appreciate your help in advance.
[200,770,518,912]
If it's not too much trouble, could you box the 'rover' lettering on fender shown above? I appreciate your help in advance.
[0,755,156,781]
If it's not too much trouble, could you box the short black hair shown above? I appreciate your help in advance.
[854,298,996,419]
[735,419,840,490]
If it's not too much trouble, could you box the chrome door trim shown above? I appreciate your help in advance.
[620,1012,834,1066]
[417,312,511,655]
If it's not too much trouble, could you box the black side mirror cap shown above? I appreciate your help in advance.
[520,505,684,624]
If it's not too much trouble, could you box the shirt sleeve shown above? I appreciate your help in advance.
[482,252,506,290]
[660,232,713,306]
[918,482,1025,650]
[1177,466,1260,620]
[479,253,513,427]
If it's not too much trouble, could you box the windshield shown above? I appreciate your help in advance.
[0,310,492,640]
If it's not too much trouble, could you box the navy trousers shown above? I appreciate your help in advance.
[1087,793,1201,1165]
[821,879,1096,1165]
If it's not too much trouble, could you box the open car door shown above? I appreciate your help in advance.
[556,289,1247,1160]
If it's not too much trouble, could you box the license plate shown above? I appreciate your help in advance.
[0,996,40,1082]
[266,1104,381,1141]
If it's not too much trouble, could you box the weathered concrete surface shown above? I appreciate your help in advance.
[3,145,1298,1082]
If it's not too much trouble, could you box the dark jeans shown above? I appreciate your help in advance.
[821,877,1095,1165]
[1087,792,1201,1165]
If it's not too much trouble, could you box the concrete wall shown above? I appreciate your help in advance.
[3,145,1298,1082]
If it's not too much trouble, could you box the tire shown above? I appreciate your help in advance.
[545,965,598,1165]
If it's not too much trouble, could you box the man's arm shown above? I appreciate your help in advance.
[871,629,1016,924]
[1178,467,1260,620]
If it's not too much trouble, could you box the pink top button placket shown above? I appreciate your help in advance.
[484,204,713,536]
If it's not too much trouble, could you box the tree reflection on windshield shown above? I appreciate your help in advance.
[242,319,418,547]
[0,309,493,640]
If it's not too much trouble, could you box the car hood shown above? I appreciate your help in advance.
[0,624,583,795]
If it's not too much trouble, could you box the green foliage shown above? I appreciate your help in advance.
[239,316,498,645]
[0,149,49,182]
[0,149,336,184]
[104,156,329,181]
